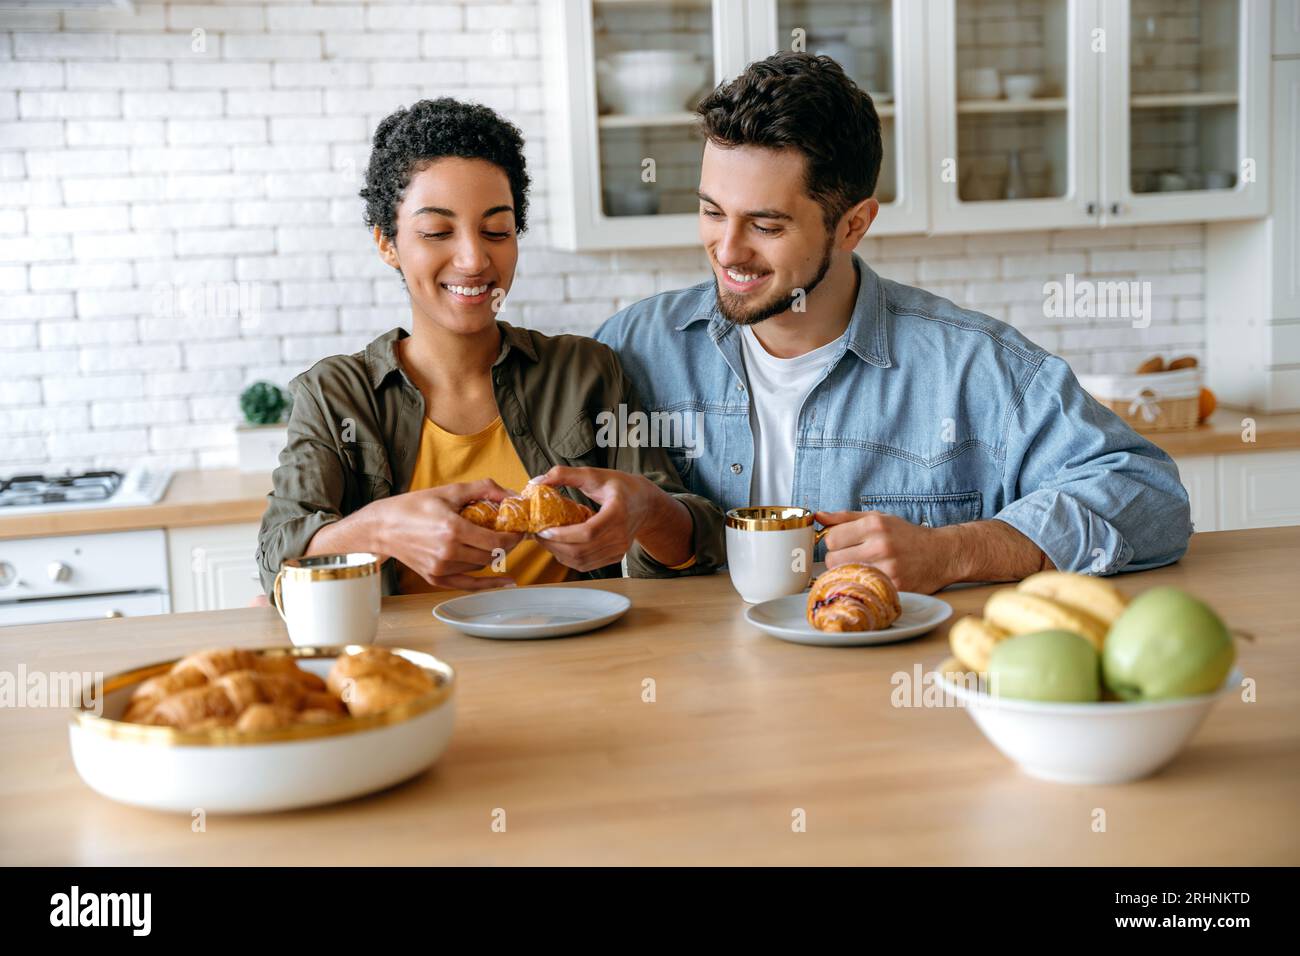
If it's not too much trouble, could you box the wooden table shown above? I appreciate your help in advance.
[2,528,1297,865]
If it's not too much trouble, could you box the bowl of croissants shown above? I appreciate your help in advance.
[69,645,454,814]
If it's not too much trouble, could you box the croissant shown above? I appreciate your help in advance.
[806,564,901,632]
[124,648,341,732]
[459,481,593,534]
[125,647,326,722]
[326,647,436,717]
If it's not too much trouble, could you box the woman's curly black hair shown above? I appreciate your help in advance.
[360,97,531,240]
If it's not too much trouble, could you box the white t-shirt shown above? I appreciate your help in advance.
[738,324,845,506]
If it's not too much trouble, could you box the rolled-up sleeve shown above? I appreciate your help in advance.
[254,377,346,595]
[992,355,1192,575]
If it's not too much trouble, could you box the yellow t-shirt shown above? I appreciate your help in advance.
[395,415,574,593]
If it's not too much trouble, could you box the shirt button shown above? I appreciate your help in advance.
[512,423,526,436]
[736,382,745,391]
[494,372,503,385]
[731,463,743,474]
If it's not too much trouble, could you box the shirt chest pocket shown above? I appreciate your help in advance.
[341,441,394,504]
[552,414,599,465]
[858,491,982,528]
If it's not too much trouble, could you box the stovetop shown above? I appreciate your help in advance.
[0,467,173,515]
[0,470,123,508]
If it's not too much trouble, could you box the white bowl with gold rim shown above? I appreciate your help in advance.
[69,645,455,814]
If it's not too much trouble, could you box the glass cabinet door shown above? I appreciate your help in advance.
[1100,0,1269,224]
[592,0,718,222]
[541,0,748,249]
[749,0,928,234]
[928,0,1100,232]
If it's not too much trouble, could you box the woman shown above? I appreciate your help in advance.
[256,98,723,595]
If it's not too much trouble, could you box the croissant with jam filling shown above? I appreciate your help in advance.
[806,563,901,632]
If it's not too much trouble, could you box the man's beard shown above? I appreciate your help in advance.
[714,235,834,327]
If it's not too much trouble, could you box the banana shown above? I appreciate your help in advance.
[935,655,978,683]
[948,615,1011,672]
[983,588,1108,651]
[1017,571,1127,628]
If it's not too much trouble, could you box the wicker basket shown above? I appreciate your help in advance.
[1078,368,1201,433]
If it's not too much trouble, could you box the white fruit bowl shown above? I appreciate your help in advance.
[933,665,1241,785]
[69,645,455,814]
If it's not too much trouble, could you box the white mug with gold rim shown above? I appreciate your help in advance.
[272,553,382,647]
[725,507,828,604]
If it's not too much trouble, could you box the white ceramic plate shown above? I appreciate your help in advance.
[433,585,631,639]
[745,591,952,646]
[69,645,455,814]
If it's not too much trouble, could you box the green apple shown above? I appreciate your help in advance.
[988,630,1101,702]
[1102,587,1235,701]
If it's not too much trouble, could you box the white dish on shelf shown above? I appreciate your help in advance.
[69,645,455,814]
[597,49,709,116]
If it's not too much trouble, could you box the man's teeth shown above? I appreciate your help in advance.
[445,284,489,296]
[726,269,763,283]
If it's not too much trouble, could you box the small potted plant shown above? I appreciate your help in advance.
[236,381,292,472]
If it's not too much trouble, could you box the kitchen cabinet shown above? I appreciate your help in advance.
[1217,449,1300,528]
[166,522,264,614]
[544,0,1274,248]
[1173,454,1220,532]
[541,0,746,250]
[743,0,930,235]
[928,0,1271,233]
[1277,0,1300,56]
[1173,450,1300,531]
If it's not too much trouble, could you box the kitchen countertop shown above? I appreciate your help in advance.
[1,406,1297,542]
[1148,406,1300,458]
[0,468,272,541]
[1,526,1296,865]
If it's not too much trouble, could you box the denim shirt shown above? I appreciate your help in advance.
[594,254,1193,575]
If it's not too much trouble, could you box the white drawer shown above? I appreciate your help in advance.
[1218,450,1300,529]
[0,529,168,601]
[0,590,169,627]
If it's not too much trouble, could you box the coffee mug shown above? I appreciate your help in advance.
[725,507,828,604]
[272,552,381,647]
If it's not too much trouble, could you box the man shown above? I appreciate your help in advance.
[595,52,1191,594]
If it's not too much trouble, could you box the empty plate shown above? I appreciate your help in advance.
[433,586,631,639]
[745,591,952,647]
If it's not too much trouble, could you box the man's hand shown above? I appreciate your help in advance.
[374,478,524,591]
[814,510,1052,594]
[529,466,693,572]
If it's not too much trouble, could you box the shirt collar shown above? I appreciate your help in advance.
[363,321,538,390]
[678,252,892,369]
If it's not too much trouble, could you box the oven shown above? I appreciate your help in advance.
[0,529,171,627]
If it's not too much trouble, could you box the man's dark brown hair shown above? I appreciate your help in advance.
[695,51,883,231]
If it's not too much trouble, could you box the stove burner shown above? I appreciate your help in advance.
[0,470,124,508]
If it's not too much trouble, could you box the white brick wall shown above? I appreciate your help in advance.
[0,1,1208,475]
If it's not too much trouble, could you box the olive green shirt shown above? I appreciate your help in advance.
[255,323,724,596]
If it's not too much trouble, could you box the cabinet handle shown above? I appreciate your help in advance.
[1085,202,1097,215]
[104,610,123,618]
[1109,202,1121,215]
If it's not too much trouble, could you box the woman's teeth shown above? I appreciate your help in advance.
[726,269,763,283]
[444,283,489,296]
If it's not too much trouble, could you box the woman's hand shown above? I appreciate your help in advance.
[528,466,693,572]
[374,478,524,590]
